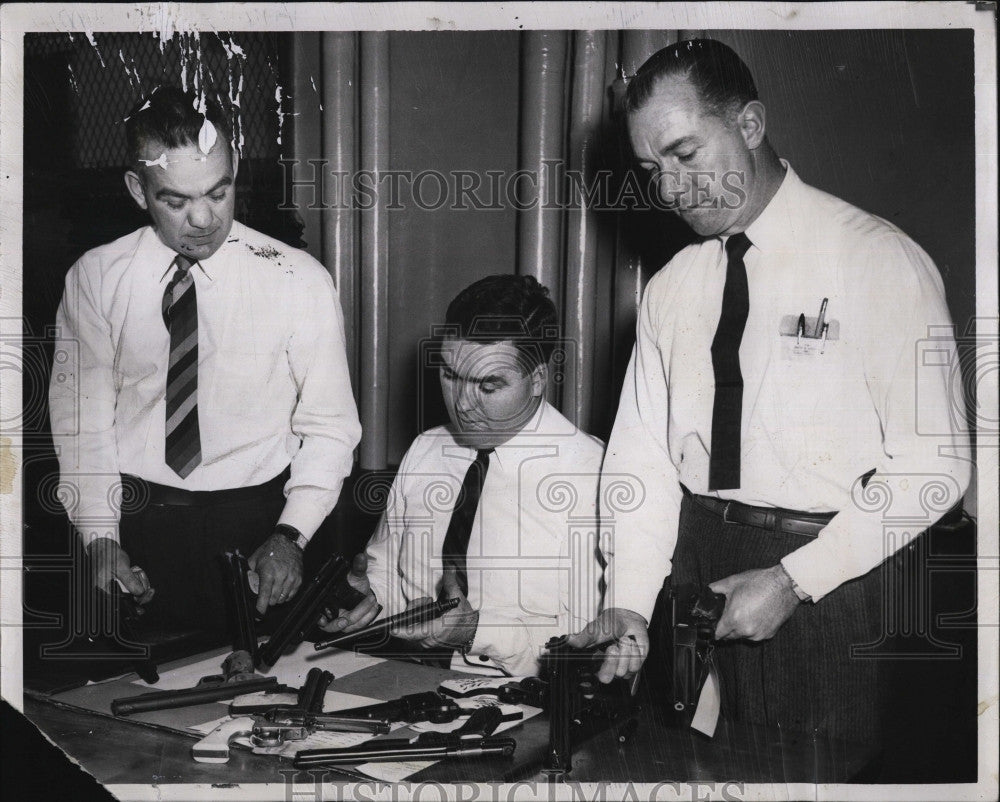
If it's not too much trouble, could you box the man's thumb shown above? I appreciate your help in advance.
[565,616,602,648]
[117,565,146,596]
[351,552,368,576]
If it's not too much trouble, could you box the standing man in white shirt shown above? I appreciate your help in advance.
[320,275,605,676]
[48,87,361,636]
[569,40,971,743]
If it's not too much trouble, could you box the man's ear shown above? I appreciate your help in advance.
[124,169,149,211]
[738,100,767,150]
[530,363,548,397]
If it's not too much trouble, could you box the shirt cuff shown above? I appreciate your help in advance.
[604,565,659,624]
[276,487,331,543]
[470,609,542,677]
[778,559,812,602]
[77,524,121,549]
[780,542,844,602]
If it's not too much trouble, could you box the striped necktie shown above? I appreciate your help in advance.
[440,449,493,598]
[162,254,202,478]
[708,232,752,491]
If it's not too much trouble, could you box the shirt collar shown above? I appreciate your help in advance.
[146,223,237,284]
[488,399,550,470]
[741,159,803,256]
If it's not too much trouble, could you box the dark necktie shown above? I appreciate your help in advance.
[162,254,202,479]
[440,449,492,598]
[708,232,752,491]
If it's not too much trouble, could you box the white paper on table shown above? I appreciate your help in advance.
[132,641,384,690]
[437,675,531,697]
[356,714,531,780]
[355,759,436,782]
[85,671,132,686]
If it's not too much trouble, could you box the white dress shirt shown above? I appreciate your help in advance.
[603,163,971,618]
[49,221,362,546]
[365,400,606,676]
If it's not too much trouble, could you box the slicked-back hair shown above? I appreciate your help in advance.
[444,274,560,372]
[625,38,758,121]
[125,86,233,170]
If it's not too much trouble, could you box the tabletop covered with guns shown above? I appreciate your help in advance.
[22,556,879,786]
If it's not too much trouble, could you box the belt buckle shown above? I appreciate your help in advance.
[722,501,733,524]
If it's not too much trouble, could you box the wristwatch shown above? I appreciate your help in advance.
[274,523,308,551]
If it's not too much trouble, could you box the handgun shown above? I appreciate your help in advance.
[539,635,637,779]
[670,584,725,717]
[191,667,390,763]
[91,579,160,685]
[326,691,464,724]
[439,638,634,779]
[293,706,515,767]
[313,597,460,652]
[223,550,259,673]
[256,554,367,669]
[438,675,549,708]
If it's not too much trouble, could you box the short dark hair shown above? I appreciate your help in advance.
[625,38,758,120]
[125,86,233,169]
[444,274,559,372]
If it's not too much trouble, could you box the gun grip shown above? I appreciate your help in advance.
[331,582,366,612]
[191,716,255,763]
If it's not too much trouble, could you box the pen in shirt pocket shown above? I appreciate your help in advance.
[814,297,828,338]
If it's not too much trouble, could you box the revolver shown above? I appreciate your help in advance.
[191,667,389,762]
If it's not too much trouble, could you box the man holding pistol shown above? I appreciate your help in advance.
[569,40,970,744]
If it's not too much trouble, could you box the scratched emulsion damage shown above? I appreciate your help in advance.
[0,435,17,494]
[246,243,282,261]
[64,25,286,163]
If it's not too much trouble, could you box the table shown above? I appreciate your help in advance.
[21,645,877,789]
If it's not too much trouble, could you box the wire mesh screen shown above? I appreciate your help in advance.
[25,32,282,169]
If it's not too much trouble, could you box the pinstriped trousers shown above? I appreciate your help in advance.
[672,493,887,745]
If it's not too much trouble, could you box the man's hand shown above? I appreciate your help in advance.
[566,608,649,685]
[709,564,801,641]
[86,537,154,603]
[393,595,479,651]
[248,532,304,615]
[317,553,382,633]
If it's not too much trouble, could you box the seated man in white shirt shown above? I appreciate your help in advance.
[320,275,605,675]
[48,87,361,637]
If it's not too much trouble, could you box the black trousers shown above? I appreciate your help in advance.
[667,493,887,745]
[119,474,286,638]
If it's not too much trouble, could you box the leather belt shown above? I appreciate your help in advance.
[684,486,965,538]
[120,468,289,511]
[683,486,834,538]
